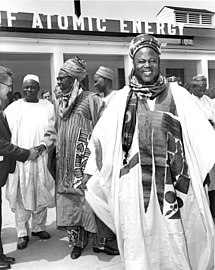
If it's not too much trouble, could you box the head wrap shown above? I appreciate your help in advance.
[23,74,39,83]
[192,74,207,83]
[129,34,161,59]
[95,66,114,81]
[60,56,87,81]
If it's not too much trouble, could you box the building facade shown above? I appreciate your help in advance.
[0,5,215,97]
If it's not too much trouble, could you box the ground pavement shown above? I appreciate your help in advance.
[2,187,124,270]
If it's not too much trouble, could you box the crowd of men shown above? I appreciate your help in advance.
[0,34,215,270]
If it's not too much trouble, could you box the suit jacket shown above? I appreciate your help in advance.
[0,110,30,187]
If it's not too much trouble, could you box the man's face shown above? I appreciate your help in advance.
[133,47,160,85]
[43,92,51,101]
[192,81,207,98]
[23,79,40,102]
[94,74,106,94]
[55,87,62,99]
[0,77,13,101]
[57,70,74,94]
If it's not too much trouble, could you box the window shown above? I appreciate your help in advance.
[201,15,212,25]
[175,12,187,23]
[118,68,125,89]
[175,11,213,27]
[188,13,200,24]
[209,69,215,93]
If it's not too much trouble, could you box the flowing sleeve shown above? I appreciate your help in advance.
[41,101,58,149]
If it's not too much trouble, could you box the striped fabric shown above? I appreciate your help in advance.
[56,91,103,232]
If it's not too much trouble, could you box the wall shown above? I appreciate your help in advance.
[0,53,51,95]
[160,59,198,84]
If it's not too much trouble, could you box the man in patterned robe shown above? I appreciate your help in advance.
[38,57,119,259]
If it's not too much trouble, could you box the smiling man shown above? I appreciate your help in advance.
[4,74,55,251]
[0,67,40,269]
[83,34,215,270]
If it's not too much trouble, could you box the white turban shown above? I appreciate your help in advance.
[23,74,40,83]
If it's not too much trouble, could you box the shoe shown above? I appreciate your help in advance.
[0,261,11,269]
[70,246,82,260]
[0,255,15,265]
[93,245,120,256]
[31,231,51,239]
[17,236,29,250]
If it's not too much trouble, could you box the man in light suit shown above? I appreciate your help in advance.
[0,66,38,269]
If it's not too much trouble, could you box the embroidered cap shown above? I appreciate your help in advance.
[129,34,161,59]
[23,74,40,83]
[60,56,87,81]
[95,66,114,81]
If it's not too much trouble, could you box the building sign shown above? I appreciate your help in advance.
[0,10,184,35]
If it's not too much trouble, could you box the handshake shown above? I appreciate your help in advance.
[28,144,47,161]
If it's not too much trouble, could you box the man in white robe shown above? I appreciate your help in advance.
[191,74,215,127]
[191,74,215,220]
[5,74,55,250]
[83,34,215,270]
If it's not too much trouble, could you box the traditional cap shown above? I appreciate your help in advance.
[60,56,87,81]
[192,74,207,82]
[23,74,39,83]
[95,66,114,81]
[129,34,161,59]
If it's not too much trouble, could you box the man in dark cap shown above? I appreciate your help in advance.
[83,34,215,269]
[36,57,119,259]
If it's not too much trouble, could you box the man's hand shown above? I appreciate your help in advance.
[34,144,46,155]
[28,147,39,161]
[81,173,92,191]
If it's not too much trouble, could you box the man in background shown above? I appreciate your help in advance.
[191,74,215,221]
[12,92,22,101]
[41,89,52,102]
[94,66,117,105]
[191,74,215,127]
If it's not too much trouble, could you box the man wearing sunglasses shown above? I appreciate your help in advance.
[0,66,38,269]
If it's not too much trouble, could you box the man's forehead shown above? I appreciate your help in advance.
[193,80,207,85]
[192,74,207,84]
[23,79,39,86]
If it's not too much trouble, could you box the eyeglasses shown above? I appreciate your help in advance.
[56,76,69,82]
[0,81,13,88]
